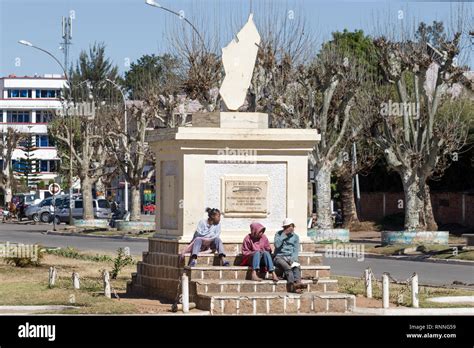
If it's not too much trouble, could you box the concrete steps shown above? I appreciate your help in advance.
[184,265,331,281]
[142,251,323,267]
[148,238,318,254]
[127,238,356,314]
[196,291,356,315]
[193,278,338,294]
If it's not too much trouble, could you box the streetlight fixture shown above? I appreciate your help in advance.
[18,39,74,225]
[105,78,129,213]
[145,0,205,48]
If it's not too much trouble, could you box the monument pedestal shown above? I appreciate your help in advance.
[147,112,320,242]
[127,15,356,314]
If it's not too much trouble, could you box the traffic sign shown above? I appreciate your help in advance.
[48,183,61,196]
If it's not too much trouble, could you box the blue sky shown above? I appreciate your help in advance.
[0,0,472,77]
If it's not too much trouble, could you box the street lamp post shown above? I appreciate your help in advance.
[105,79,129,213]
[145,0,206,48]
[18,40,75,225]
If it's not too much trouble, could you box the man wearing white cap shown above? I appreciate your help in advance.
[273,218,305,293]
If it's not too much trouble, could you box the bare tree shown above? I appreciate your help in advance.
[50,109,111,220]
[109,54,188,221]
[50,43,121,220]
[373,25,472,230]
[0,128,23,204]
[334,131,380,228]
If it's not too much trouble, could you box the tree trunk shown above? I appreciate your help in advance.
[423,183,438,231]
[130,185,141,222]
[338,173,359,228]
[81,175,95,220]
[315,163,333,229]
[401,171,425,231]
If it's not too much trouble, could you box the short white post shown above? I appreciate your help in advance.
[382,273,389,309]
[411,273,419,308]
[103,271,111,298]
[72,272,80,289]
[365,268,372,298]
[182,274,189,313]
[48,266,57,288]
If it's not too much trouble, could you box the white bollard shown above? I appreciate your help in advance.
[382,273,389,309]
[48,266,57,288]
[103,271,111,298]
[411,273,419,308]
[72,272,80,289]
[182,274,189,313]
[365,268,372,299]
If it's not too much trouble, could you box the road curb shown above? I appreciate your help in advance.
[317,248,474,266]
[45,230,148,242]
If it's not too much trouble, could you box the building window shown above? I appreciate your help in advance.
[18,137,32,148]
[12,160,27,172]
[40,160,48,172]
[35,89,61,98]
[38,160,59,172]
[7,89,32,98]
[49,160,58,172]
[35,135,54,147]
[36,110,54,123]
[7,110,30,123]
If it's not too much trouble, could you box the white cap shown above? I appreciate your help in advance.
[282,218,295,227]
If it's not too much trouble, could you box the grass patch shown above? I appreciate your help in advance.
[0,254,138,314]
[335,275,474,308]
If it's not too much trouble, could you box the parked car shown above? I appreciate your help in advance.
[55,198,111,224]
[25,195,68,223]
[12,193,40,221]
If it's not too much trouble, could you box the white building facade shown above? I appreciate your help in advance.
[0,74,66,186]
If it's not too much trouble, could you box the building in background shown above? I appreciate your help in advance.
[0,74,65,202]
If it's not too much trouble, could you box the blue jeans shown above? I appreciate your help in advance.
[252,251,275,272]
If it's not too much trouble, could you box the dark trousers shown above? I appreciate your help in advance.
[274,256,301,283]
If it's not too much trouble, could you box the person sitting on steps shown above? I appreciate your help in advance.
[273,218,306,294]
[240,222,280,282]
[184,207,229,267]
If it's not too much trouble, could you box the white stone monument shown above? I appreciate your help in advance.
[148,14,320,242]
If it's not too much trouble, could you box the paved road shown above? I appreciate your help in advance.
[323,256,473,287]
[1,223,472,286]
[0,223,148,255]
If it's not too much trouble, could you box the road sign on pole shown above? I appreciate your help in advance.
[48,183,61,232]
[49,183,61,196]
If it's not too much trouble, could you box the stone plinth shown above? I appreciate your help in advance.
[147,114,320,242]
